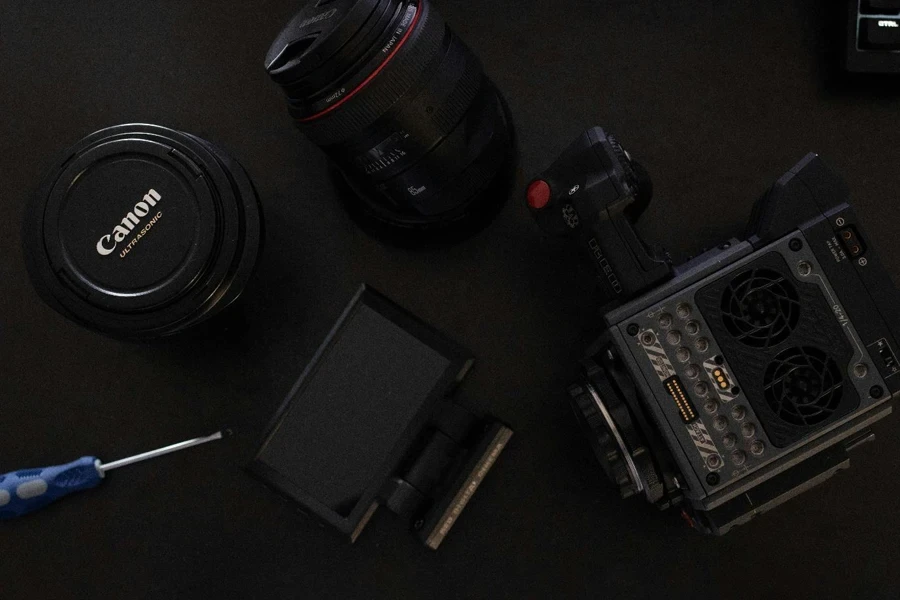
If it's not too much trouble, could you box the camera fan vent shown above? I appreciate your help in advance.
[720,268,800,348]
[763,346,843,427]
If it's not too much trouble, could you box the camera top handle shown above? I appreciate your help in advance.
[526,127,672,309]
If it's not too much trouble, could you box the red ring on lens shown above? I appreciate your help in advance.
[298,3,423,123]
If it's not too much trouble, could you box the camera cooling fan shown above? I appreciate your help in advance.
[720,267,800,348]
[696,252,860,447]
[763,346,844,427]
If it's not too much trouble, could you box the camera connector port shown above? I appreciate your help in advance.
[664,376,699,424]
[838,226,867,259]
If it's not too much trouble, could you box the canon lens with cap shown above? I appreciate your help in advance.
[23,124,263,339]
[265,0,516,240]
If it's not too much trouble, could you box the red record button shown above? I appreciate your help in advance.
[527,180,551,210]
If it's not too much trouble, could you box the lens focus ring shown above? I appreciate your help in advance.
[297,1,447,146]
[426,40,483,135]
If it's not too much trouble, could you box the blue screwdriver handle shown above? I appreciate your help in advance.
[0,457,104,520]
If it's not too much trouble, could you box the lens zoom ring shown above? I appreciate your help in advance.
[428,42,483,135]
[299,2,446,146]
[428,87,507,217]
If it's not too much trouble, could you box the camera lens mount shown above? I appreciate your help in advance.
[568,357,667,504]
[570,382,644,498]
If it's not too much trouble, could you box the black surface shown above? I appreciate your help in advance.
[2,1,900,598]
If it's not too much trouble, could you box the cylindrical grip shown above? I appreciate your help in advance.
[0,456,103,520]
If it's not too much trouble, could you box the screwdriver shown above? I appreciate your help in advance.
[0,431,227,520]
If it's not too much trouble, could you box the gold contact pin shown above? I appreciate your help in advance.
[665,377,697,423]
[712,368,731,391]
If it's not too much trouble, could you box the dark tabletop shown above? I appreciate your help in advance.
[3,1,900,598]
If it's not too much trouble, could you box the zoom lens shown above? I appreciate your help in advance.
[23,124,263,340]
[266,0,515,237]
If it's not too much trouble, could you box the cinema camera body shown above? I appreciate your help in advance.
[527,127,900,534]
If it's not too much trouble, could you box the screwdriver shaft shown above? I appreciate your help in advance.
[98,431,224,473]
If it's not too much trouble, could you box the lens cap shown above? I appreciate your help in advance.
[23,124,263,339]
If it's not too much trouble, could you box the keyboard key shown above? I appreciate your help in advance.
[861,0,900,15]
[860,18,900,50]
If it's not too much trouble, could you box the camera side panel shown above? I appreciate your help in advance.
[611,234,891,505]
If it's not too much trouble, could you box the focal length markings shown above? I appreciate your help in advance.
[355,131,412,176]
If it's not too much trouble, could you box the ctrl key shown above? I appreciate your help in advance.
[860,18,900,50]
